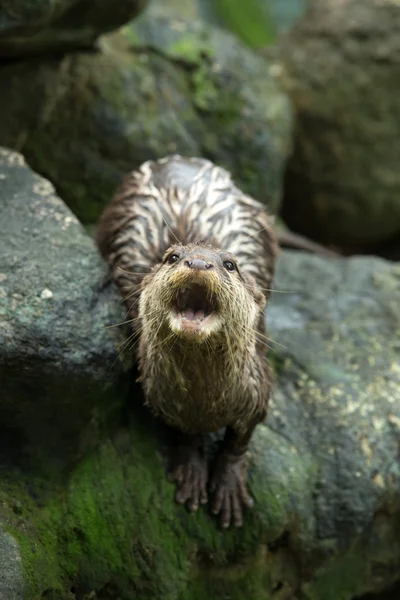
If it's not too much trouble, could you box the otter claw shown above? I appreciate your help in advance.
[168,447,208,511]
[210,454,253,528]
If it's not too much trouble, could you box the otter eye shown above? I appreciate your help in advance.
[168,253,180,264]
[223,260,235,272]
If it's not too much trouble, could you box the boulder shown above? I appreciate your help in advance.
[278,0,400,251]
[0,18,293,225]
[0,0,147,58]
[1,148,400,599]
[0,147,128,470]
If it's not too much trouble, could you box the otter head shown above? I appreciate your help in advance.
[139,243,266,345]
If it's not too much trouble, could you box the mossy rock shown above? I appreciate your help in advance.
[0,0,147,58]
[0,17,292,225]
[2,149,400,598]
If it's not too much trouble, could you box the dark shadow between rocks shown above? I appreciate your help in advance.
[353,579,400,600]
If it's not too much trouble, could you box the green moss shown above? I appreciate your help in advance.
[1,421,194,599]
[181,562,273,600]
[3,407,397,599]
[304,515,400,600]
[304,553,369,600]
[62,429,194,598]
[214,0,276,48]
[0,476,65,598]
[1,412,301,598]
[168,36,215,65]
[190,65,218,111]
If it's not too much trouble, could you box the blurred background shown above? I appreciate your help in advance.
[1,0,398,259]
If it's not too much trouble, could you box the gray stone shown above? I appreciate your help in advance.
[0,147,128,470]
[279,0,400,250]
[264,251,400,599]
[0,530,24,600]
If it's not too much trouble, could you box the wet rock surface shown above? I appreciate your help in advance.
[1,150,400,599]
[0,0,147,58]
[279,0,400,251]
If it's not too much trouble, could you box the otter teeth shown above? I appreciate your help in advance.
[180,308,206,322]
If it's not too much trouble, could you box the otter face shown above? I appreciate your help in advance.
[139,243,264,344]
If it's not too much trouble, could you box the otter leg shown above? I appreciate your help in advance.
[210,419,260,529]
[166,429,208,512]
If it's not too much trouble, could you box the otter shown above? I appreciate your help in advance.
[96,155,279,528]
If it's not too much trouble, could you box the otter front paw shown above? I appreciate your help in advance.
[210,453,254,528]
[168,446,208,512]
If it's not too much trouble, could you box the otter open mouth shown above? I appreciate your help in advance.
[171,283,218,337]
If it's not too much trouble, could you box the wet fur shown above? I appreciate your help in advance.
[137,242,271,435]
[96,155,279,524]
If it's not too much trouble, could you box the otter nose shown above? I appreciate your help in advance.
[184,258,213,270]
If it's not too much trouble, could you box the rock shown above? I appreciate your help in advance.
[0,530,24,600]
[0,147,129,470]
[0,0,147,58]
[278,0,400,251]
[0,18,292,225]
[265,251,400,598]
[2,149,400,599]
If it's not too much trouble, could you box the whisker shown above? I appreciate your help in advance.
[242,281,294,295]
[160,209,181,246]
[255,331,287,350]
[106,329,140,373]
[104,318,136,329]
[117,266,152,275]
[261,288,294,295]
[227,315,287,351]
[117,330,139,352]
[123,286,141,303]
